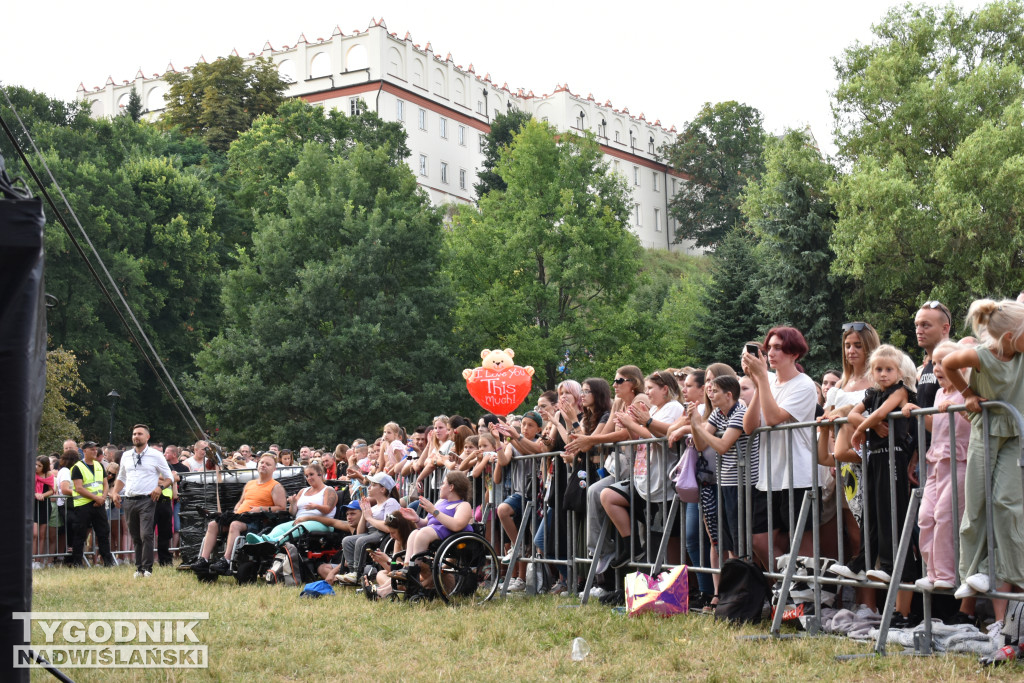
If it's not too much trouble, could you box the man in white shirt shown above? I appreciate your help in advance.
[186,441,211,472]
[111,424,173,577]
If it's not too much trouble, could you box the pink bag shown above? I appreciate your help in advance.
[624,565,689,617]
[672,441,700,503]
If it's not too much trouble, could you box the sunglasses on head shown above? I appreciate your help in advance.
[842,321,868,332]
[923,300,952,326]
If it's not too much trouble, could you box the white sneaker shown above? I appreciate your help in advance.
[133,570,152,578]
[865,569,891,583]
[508,578,526,592]
[579,586,607,600]
[338,572,358,585]
[990,620,1005,648]
[32,561,42,570]
[915,577,934,591]
[933,579,955,590]
[966,573,991,593]
[855,604,878,620]
[954,582,976,599]
[829,564,866,581]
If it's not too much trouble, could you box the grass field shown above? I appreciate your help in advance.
[26,565,1022,682]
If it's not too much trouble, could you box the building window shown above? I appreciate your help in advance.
[439,117,448,139]
[396,99,405,121]
[441,161,449,184]
[458,125,466,146]
[652,172,659,192]
[633,166,641,187]
[671,178,677,194]
[576,111,585,130]
[418,108,427,130]
[459,169,467,190]
[649,136,656,154]
[635,204,642,226]
[419,154,428,176]
[613,160,621,174]
[654,208,661,232]
[477,100,484,114]
[614,131,620,143]
[479,134,486,154]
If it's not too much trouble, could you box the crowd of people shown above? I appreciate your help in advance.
[33,298,1024,653]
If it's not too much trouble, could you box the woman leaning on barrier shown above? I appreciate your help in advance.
[943,298,1024,648]
[600,370,685,569]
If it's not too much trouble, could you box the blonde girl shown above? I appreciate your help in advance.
[943,299,1024,647]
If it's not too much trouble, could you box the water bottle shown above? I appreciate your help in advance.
[570,637,590,661]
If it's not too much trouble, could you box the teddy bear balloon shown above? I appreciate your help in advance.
[463,348,535,416]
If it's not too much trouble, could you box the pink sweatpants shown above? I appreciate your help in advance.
[918,457,966,583]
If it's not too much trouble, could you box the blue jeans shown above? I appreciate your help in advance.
[534,507,567,581]
[685,502,713,594]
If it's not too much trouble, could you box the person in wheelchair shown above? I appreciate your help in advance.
[331,472,401,584]
[192,454,287,574]
[362,510,418,600]
[394,470,474,587]
[244,462,338,545]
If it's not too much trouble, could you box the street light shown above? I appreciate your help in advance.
[107,390,120,445]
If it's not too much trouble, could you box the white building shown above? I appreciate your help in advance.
[80,18,694,252]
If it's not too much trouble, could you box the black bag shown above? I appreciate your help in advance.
[715,558,770,624]
[561,457,588,515]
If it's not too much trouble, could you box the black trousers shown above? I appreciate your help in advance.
[848,449,914,580]
[154,497,173,565]
[69,503,114,566]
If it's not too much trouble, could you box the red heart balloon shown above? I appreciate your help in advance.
[465,366,533,416]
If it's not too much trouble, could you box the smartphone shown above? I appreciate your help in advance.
[745,343,761,357]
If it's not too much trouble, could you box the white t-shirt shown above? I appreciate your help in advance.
[633,400,685,502]
[186,456,206,472]
[756,372,818,491]
[55,467,72,506]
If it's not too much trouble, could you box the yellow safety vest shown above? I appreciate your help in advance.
[71,460,104,507]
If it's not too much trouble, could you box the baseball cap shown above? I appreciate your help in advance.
[345,499,362,510]
[82,441,99,448]
[367,472,396,491]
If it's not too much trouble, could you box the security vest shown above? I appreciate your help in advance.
[71,460,104,507]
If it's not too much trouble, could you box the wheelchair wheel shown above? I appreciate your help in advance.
[431,533,498,605]
[234,559,261,585]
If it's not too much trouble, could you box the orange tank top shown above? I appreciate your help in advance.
[236,479,279,513]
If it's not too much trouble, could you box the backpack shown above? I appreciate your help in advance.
[1004,600,1024,646]
[265,543,302,586]
[715,557,770,624]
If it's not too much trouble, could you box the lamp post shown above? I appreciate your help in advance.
[107,390,120,445]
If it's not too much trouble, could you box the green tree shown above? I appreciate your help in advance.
[692,226,767,367]
[743,129,846,375]
[830,1,1024,337]
[228,99,409,216]
[7,106,223,442]
[665,101,766,249]
[474,108,532,198]
[190,143,459,444]
[162,56,286,151]
[449,119,643,389]
[38,343,88,453]
[123,87,143,122]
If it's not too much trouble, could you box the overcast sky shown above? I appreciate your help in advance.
[2,0,990,157]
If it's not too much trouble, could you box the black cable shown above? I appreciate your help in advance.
[23,650,75,683]
[0,88,207,443]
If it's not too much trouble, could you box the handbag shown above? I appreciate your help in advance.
[671,440,700,503]
[624,565,689,616]
[561,456,588,515]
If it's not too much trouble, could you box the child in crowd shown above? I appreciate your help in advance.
[831,345,916,588]
[943,299,1024,648]
[908,340,970,592]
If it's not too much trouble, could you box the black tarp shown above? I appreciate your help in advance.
[0,156,46,683]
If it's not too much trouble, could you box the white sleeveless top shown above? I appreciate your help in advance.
[296,486,335,520]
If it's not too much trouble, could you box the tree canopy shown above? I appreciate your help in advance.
[449,119,643,389]
[830,0,1024,337]
[664,101,766,250]
[162,56,286,151]
[474,108,533,199]
[190,143,459,444]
